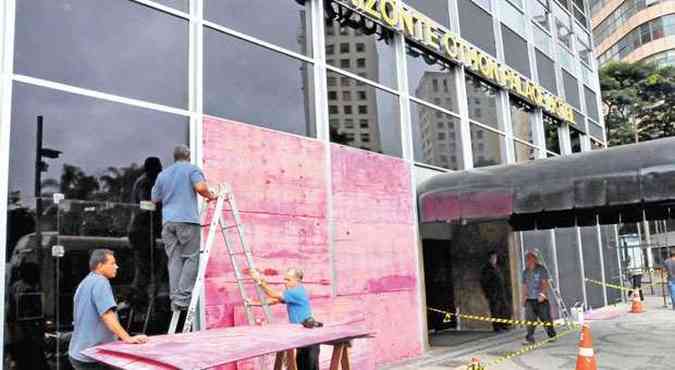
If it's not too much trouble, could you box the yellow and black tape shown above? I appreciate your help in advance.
[482,327,578,369]
[428,307,576,329]
[584,278,662,291]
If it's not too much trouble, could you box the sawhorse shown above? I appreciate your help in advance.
[273,342,352,370]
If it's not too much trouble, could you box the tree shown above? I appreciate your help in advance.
[600,61,675,146]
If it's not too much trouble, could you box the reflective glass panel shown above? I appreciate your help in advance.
[458,0,497,57]
[514,141,539,162]
[405,0,450,29]
[502,25,531,79]
[205,0,312,56]
[470,125,505,167]
[544,114,561,155]
[466,74,499,129]
[411,101,463,170]
[407,51,459,114]
[327,71,402,157]
[15,0,189,108]
[510,97,534,143]
[204,28,316,137]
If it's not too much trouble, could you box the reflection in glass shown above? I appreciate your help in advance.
[562,70,581,111]
[407,49,459,114]
[543,114,561,155]
[600,225,622,304]
[205,0,312,56]
[411,101,463,170]
[536,50,557,94]
[323,4,397,88]
[404,0,450,28]
[6,82,188,368]
[15,0,189,108]
[502,25,530,78]
[470,125,504,167]
[514,141,538,163]
[458,0,497,57]
[466,74,499,129]
[327,71,401,157]
[532,0,551,31]
[204,28,316,137]
[591,139,604,150]
[510,97,534,143]
[570,128,583,153]
[153,0,189,12]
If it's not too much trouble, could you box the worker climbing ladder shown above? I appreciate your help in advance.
[168,183,273,334]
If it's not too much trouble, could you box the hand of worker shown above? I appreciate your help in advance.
[537,293,546,303]
[249,268,262,284]
[123,335,149,344]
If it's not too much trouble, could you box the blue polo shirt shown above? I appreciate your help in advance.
[151,161,205,224]
[522,265,549,299]
[68,272,117,362]
[282,285,312,324]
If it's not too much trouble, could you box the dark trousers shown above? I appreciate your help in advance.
[487,296,510,331]
[296,345,320,370]
[525,299,556,340]
[69,357,110,370]
[630,275,644,301]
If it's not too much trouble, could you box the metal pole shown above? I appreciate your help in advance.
[34,116,43,265]
[614,224,626,303]
[576,225,588,310]
[596,216,608,306]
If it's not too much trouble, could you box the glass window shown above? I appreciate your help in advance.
[536,50,558,94]
[532,0,551,31]
[544,114,562,155]
[458,0,497,57]
[501,0,527,35]
[466,74,499,129]
[343,91,352,101]
[570,127,583,153]
[502,25,531,78]
[204,0,312,56]
[584,86,599,122]
[406,49,459,114]
[205,28,315,137]
[534,24,554,56]
[344,105,353,114]
[326,44,335,55]
[514,141,539,162]
[15,0,189,108]
[5,83,189,364]
[510,97,535,143]
[471,125,505,167]
[553,3,572,49]
[562,69,581,111]
[404,0,451,29]
[328,91,337,100]
[327,71,401,157]
[591,139,605,150]
[411,101,463,170]
[340,43,350,53]
[589,121,604,141]
[324,5,397,88]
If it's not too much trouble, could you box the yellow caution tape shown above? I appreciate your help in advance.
[428,307,577,329]
[482,327,578,368]
[584,278,662,291]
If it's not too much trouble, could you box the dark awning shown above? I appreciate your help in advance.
[418,137,675,230]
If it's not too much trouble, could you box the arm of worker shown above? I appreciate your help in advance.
[101,310,148,344]
[249,269,284,300]
[538,269,550,302]
[194,181,217,201]
[245,297,282,306]
[521,270,528,306]
[151,181,162,204]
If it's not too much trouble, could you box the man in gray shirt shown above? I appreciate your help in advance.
[521,250,556,345]
[663,248,675,310]
[68,249,147,370]
[151,145,216,314]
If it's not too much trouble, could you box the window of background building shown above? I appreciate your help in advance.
[329,91,337,100]
[514,140,539,162]
[326,44,335,55]
[502,25,531,78]
[466,74,499,130]
[410,101,463,170]
[15,0,189,109]
[544,114,562,155]
[406,50,459,114]
[343,91,352,101]
[471,124,505,167]
[326,71,401,157]
[598,14,675,66]
[324,4,397,88]
[5,83,189,367]
[458,0,497,57]
[536,50,558,94]
[510,97,535,143]
[204,28,315,137]
[204,0,312,56]
[562,70,581,111]
[584,86,600,122]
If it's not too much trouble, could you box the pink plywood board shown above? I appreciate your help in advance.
[83,321,370,370]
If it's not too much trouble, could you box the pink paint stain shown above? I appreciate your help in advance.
[367,275,417,293]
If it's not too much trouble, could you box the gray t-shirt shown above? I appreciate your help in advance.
[664,258,675,282]
[151,161,205,224]
[522,265,549,299]
[68,272,117,362]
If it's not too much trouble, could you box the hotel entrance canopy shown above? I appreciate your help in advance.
[418,138,675,230]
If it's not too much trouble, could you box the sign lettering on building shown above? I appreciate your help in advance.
[339,0,575,123]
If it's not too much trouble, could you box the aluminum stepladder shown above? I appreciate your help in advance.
[536,253,574,327]
[168,183,273,334]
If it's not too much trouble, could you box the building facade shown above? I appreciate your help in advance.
[592,0,675,66]
[0,1,617,369]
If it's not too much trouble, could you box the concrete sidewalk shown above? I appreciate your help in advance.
[384,297,675,369]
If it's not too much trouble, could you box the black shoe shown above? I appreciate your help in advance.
[522,338,535,346]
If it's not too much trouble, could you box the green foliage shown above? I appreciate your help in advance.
[600,61,675,146]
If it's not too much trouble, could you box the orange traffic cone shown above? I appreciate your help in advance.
[575,324,598,370]
[466,357,483,370]
[629,291,644,313]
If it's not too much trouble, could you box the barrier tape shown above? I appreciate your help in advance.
[584,278,663,291]
[428,307,577,329]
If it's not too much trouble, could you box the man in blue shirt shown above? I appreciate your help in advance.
[68,249,148,369]
[521,250,556,345]
[250,268,319,370]
[151,145,216,313]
